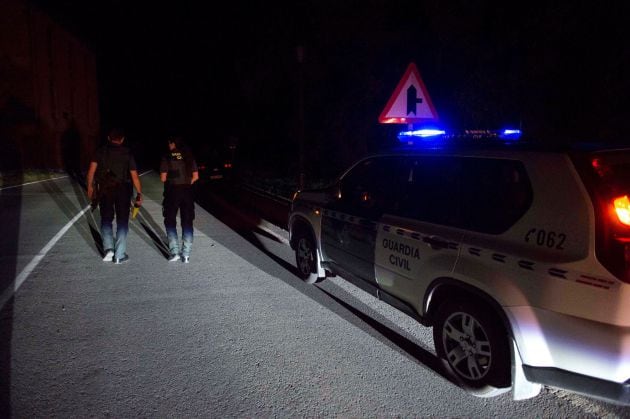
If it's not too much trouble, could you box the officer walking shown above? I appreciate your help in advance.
[160,136,199,263]
[86,128,143,264]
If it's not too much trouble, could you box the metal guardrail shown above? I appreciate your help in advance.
[239,183,292,205]
[235,182,292,230]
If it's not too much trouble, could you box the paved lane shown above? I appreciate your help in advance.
[1,173,629,417]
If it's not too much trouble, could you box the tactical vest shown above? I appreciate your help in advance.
[96,144,131,184]
[165,150,191,185]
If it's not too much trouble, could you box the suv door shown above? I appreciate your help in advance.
[321,156,406,282]
[375,156,466,302]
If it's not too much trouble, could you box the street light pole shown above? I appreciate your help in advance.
[296,45,305,190]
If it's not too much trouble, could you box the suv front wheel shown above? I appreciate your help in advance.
[433,299,511,396]
[295,233,320,284]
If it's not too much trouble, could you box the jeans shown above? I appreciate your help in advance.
[100,182,132,260]
[163,185,195,257]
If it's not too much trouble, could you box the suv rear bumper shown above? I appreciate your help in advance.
[506,306,630,383]
[523,366,630,405]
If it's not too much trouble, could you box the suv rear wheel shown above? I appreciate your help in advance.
[295,233,320,284]
[433,299,511,396]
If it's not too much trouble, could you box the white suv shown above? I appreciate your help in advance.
[288,132,630,404]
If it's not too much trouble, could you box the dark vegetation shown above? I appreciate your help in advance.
[30,1,630,193]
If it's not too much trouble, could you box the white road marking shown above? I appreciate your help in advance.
[0,175,69,190]
[0,169,151,191]
[0,206,90,310]
[0,169,152,310]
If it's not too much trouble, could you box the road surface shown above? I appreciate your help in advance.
[0,173,628,417]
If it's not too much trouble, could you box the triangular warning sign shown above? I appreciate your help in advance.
[379,63,439,124]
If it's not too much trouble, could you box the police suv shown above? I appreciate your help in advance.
[288,129,630,404]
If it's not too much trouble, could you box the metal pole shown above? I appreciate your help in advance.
[297,45,305,190]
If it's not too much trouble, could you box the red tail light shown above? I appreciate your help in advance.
[614,195,630,226]
[575,151,630,283]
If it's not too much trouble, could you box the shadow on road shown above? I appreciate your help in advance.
[78,173,172,261]
[195,181,302,277]
[317,286,452,382]
[136,207,170,259]
[0,180,21,417]
[50,179,104,258]
[194,181,455,387]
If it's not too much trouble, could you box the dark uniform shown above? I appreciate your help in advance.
[92,142,137,261]
[160,146,197,261]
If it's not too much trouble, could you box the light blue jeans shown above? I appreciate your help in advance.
[100,183,131,260]
[101,221,128,260]
[166,226,193,258]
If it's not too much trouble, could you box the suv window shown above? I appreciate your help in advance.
[461,158,532,234]
[340,157,408,218]
[391,156,532,234]
[396,156,464,227]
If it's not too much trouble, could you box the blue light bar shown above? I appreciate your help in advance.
[499,129,522,140]
[396,127,524,146]
[397,129,446,140]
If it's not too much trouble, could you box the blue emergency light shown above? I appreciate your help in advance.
[397,128,446,139]
[397,127,522,146]
[499,129,522,140]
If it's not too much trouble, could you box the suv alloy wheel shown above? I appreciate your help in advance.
[295,233,320,284]
[433,299,511,396]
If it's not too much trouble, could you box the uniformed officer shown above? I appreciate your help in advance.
[159,136,199,263]
[86,128,143,264]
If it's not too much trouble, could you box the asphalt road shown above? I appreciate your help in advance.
[1,173,629,418]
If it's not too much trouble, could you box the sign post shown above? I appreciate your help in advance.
[297,45,305,189]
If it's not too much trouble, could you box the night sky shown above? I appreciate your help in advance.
[33,0,630,179]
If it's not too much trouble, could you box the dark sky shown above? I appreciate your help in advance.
[32,1,630,173]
